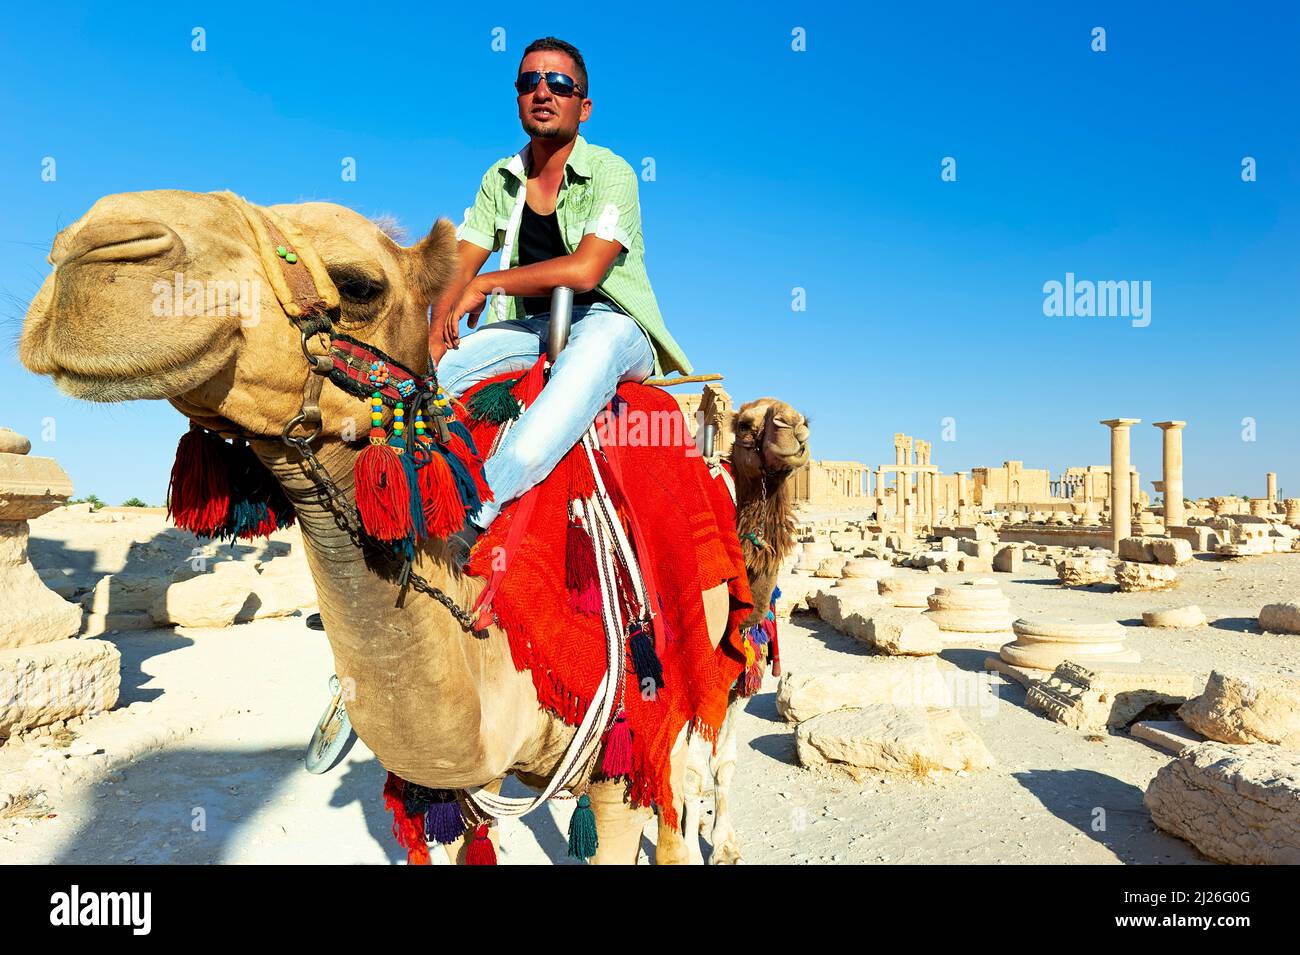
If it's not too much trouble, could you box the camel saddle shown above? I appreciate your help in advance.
[459,359,753,817]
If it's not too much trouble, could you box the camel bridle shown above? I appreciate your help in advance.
[227,198,479,631]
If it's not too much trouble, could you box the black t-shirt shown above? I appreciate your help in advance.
[517,202,609,316]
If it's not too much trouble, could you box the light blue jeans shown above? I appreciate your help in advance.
[435,302,656,529]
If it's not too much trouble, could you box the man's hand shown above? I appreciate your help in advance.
[429,290,461,361]
[454,279,490,330]
[429,240,492,363]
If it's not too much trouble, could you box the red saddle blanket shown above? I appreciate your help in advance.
[461,368,752,822]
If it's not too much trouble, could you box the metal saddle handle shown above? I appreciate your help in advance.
[547,286,573,362]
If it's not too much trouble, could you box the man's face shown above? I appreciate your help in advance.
[516,50,591,140]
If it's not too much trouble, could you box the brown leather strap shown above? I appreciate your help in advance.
[259,214,333,334]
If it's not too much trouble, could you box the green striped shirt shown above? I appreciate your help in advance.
[456,135,692,376]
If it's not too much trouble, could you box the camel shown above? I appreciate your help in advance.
[19,188,750,865]
[661,397,810,863]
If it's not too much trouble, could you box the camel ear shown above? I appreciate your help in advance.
[408,218,458,304]
[726,411,739,436]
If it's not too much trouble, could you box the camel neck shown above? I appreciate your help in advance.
[248,437,559,788]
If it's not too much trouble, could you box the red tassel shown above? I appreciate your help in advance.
[565,516,597,592]
[418,450,466,539]
[601,711,633,778]
[167,426,232,537]
[447,434,494,503]
[382,772,430,865]
[515,354,548,405]
[567,581,601,614]
[354,438,412,541]
[568,449,597,500]
[466,823,497,865]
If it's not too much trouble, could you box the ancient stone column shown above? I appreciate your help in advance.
[1285,499,1300,526]
[0,428,121,740]
[1267,472,1277,502]
[875,467,886,517]
[1101,419,1140,552]
[1153,421,1186,528]
[956,471,969,523]
[916,442,928,518]
[1001,616,1140,669]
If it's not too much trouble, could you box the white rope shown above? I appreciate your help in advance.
[709,462,736,505]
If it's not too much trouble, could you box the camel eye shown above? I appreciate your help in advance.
[330,267,387,304]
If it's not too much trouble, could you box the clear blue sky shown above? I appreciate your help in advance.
[2,2,1297,504]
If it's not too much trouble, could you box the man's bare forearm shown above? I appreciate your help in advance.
[474,254,601,297]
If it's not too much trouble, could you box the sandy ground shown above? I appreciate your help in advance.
[3,509,1298,864]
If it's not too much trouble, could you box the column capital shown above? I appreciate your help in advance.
[1153,420,1186,431]
[1101,418,1141,428]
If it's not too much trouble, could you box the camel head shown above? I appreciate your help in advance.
[729,397,810,478]
[20,189,457,438]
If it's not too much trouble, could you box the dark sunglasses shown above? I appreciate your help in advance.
[515,71,585,98]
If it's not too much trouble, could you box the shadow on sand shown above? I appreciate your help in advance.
[48,746,401,864]
[1012,767,1206,864]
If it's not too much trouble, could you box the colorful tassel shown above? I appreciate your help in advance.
[167,425,232,537]
[354,440,411,541]
[425,798,468,845]
[565,515,597,592]
[221,441,279,540]
[447,419,484,459]
[439,444,482,515]
[601,712,633,778]
[446,432,494,503]
[566,794,598,861]
[264,473,296,533]
[567,447,597,500]
[465,376,523,423]
[628,621,664,690]
[393,434,428,542]
[382,773,431,865]
[418,449,466,539]
[567,581,601,615]
[466,823,497,865]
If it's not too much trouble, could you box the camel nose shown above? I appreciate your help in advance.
[52,220,180,266]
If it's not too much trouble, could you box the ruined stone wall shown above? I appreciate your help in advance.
[972,461,1052,506]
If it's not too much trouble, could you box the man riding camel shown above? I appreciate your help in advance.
[430,36,691,567]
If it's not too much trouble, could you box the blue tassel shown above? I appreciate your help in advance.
[629,621,664,690]
[425,798,467,845]
[567,794,598,861]
[438,446,481,514]
[392,436,428,542]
